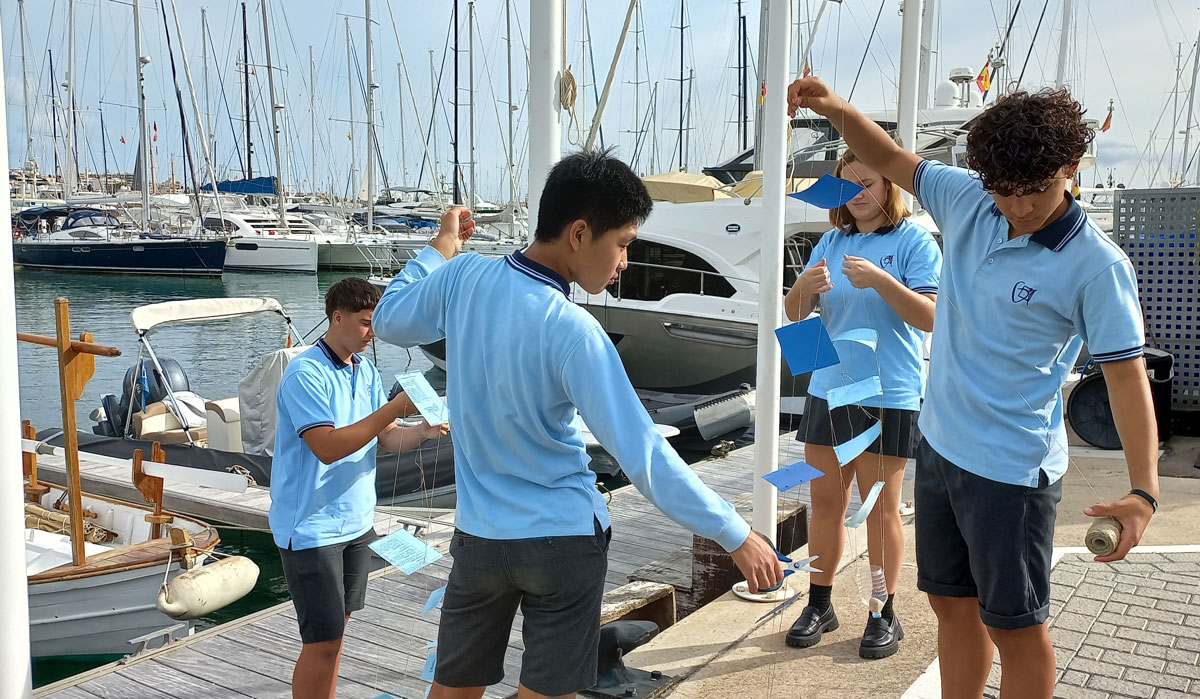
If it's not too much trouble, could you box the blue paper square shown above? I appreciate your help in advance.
[368,529,443,575]
[422,585,447,614]
[775,317,839,376]
[787,173,864,209]
[762,461,824,491]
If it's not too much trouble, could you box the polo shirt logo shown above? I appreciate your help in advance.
[879,254,894,268]
[1011,281,1038,305]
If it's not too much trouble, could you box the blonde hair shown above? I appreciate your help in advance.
[828,149,911,232]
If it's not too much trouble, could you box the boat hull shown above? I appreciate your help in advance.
[13,239,227,276]
[318,241,400,271]
[225,236,318,274]
[28,563,196,658]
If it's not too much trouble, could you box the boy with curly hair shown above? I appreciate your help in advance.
[786,79,1159,697]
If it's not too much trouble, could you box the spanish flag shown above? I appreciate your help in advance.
[1101,100,1113,132]
[976,58,991,92]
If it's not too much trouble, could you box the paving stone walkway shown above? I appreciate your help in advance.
[982,550,1200,699]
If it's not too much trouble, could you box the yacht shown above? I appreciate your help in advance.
[200,205,319,274]
[13,206,226,277]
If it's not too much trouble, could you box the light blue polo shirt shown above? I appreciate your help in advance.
[914,160,1145,487]
[805,218,941,411]
[269,339,387,550]
[372,247,751,553]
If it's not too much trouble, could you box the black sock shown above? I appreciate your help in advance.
[808,583,833,612]
[881,593,896,622]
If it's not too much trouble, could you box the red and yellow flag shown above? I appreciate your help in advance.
[1101,100,1114,132]
[976,58,991,92]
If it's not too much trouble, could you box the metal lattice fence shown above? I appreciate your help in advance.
[1113,187,1200,409]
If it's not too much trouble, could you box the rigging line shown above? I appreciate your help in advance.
[982,0,1023,102]
[846,0,887,102]
[1082,6,1143,184]
[1015,0,1051,89]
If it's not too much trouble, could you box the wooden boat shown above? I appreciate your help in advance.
[19,299,233,659]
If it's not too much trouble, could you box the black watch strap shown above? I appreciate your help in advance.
[1129,488,1158,513]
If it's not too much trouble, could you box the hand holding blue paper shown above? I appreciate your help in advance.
[395,371,449,426]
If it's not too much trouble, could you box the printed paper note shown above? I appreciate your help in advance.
[369,529,442,575]
[394,371,449,426]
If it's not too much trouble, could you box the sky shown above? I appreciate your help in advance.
[2,0,1195,202]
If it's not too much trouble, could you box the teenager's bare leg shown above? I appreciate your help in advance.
[928,594,994,699]
[852,453,907,593]
[804,443,855,584]
[989,624,1055,699]
[292,637,343,699]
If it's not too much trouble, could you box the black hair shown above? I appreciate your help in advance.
[965,88,1094,197]
[325,277,381,318]
[533,148,654,242]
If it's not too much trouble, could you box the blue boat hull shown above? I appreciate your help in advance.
[13,239,227,276]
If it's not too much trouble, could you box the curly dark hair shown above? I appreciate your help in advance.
[965,88,1095,197]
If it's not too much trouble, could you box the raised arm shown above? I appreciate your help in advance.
[787,77,921,195]
[373,207,476,347]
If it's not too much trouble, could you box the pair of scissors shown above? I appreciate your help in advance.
[758,549,822,593]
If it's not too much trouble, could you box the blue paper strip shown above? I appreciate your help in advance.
[845,480,885,529]
[368,529,443,575]
[421,651,437,681]
[424,686,432,699]
[762,461,824,492]
[825,376,883,410]
[832,328,878,351]
[787,173,864,209]
[394,371,449,426]
[775,317,839,376]
[422,585,447,614]
[833,421,881,465]
[422,640,438,649]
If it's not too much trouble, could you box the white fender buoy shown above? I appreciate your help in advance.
[156,555,260,620]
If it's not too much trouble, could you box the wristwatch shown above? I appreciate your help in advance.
[1129,488,1158,513]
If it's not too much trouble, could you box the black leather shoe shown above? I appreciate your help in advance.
[785,604,839,648]
[859,613,904,659]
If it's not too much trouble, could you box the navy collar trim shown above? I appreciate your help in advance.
[316,338,360,369]
[989,195,1086,252]
[506,249,571,296]
[848,222,899,235]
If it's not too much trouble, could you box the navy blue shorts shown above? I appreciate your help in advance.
[914,438,1062,630]
[278,528,377,644]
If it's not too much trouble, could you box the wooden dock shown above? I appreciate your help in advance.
[35,434,836,699]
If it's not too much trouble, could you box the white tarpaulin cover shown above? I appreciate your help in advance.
[131,297,284,334]
[238,346,306,456]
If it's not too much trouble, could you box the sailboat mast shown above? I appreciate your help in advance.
[18,0,33,171]
[398,63,407,186]
[429,50,440,193]
[1171,43,1182,181]
[311,47,317,194]
[346,18,355,203]
[261,0,287,226]
[468,0,476,207]
[738,0,747,151]
[65,0,76,199]
[133,0,149,228]
[506,0,515,209]
[453,0,461,205]
[919,0,938,108]
[202,8,213,169]
[679,0,685,170]
[242,2,253,179]
[1054,0,1072,88]
[169,0,224,225]
[365,0,375,235]
[1183,26,1200,184]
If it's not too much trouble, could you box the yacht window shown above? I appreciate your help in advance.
[610,240,735,301]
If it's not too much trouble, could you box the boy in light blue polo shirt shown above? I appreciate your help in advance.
[373,151,781,699]
[270,277,446,699]
[787,79,1159,698]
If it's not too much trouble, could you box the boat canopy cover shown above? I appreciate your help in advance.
[131,297,285,334]
[199,176,277,194]
[728,171,818,199]
[641,171,733,203]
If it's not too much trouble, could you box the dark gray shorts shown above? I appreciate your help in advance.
[797,395,920,459]
[914,439,1062,630]
[434,519,611,696]
[278,528,377,644]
